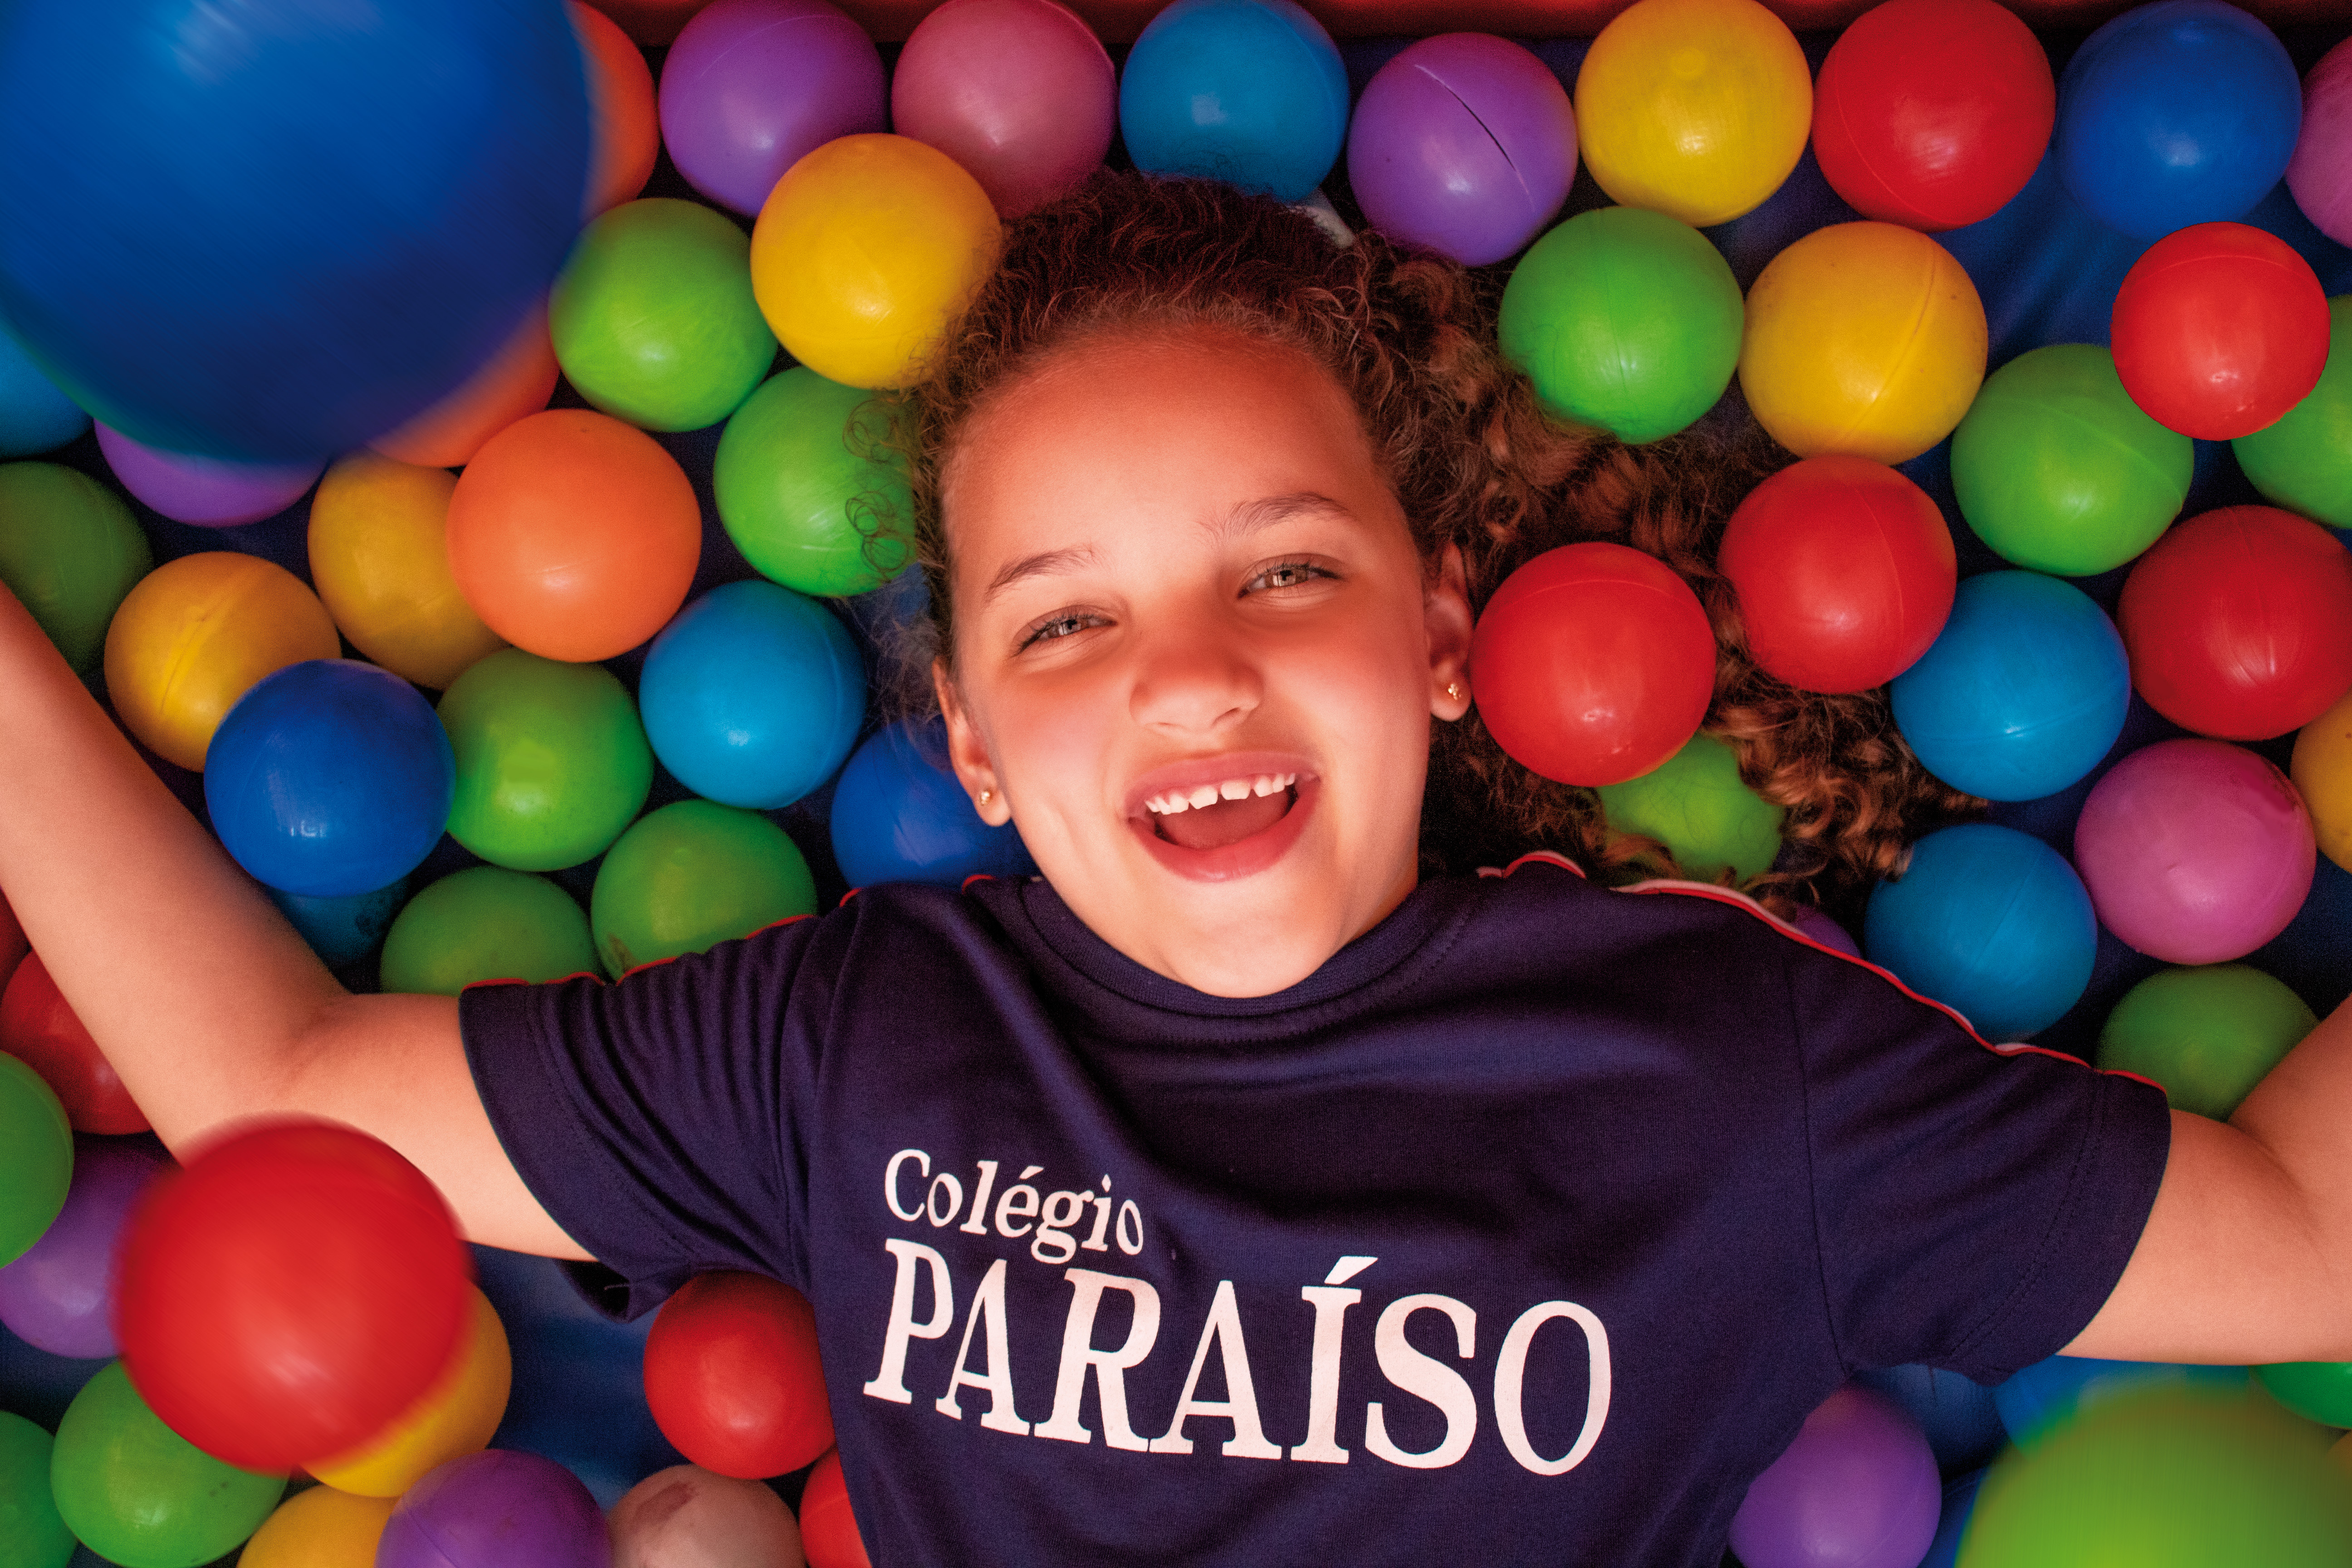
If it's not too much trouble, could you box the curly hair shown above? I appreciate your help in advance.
[888,171,1977,919]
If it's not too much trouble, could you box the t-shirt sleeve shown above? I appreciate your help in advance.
[1782,939,2172,1385]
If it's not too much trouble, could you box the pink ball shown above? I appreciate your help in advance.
[96,423,322,526]
[609,1465,803,1568]
[2288,36,2352,247]
[890,0,1115,217]
[2074,738,2316,964]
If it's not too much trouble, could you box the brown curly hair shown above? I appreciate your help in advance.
[889,171,1977,921]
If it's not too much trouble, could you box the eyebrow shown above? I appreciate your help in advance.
[980,491,1356,605]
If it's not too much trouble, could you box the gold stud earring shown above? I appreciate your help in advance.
[1446,681,1461,701]
[978,789,992,808]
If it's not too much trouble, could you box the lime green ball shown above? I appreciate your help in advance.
[0,1411,73,1568]
[0,1053,69,1268]
[1596,732,1784,883]
[1950,343,2192,577]
[1497,205,1744,445]
[49,1362,285,1568]
[2236,295,2352,528]
[438,649,653,872]
[2096,964,2316,1120]
[2256,1361,2352,1428]
[549,197,777,433]
[714,368,913,598]
[0,461,151,672]
[379,866,598,995]
[590,799,817,978]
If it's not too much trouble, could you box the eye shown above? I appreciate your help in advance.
[1016,609,1107,651]
[1242,559,1337,595]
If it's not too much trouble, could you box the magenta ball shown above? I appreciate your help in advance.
[0,1138,167,1358]
[1344,33,1578,266]
[2075,738,2316,964]
[1729,1385,1940,1568]
[1787,906,1862,960]
[379,1450,612,1568]
[2288,36,2352,247]
[891,0,1115,217]
[96,422,322,526]
[657,0,887,216]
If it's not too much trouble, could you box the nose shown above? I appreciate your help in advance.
[1127,619,1262,738]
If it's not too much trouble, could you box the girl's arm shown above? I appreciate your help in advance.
[0,582,586,1260]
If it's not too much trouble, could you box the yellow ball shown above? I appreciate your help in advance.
[1739,221,1988,463]
[2292,686,2352,874]
[238,1485,397,1568]
[103,551,341,771]
[1575,0,1813,227]
[308,1285,512,1498]
[750,133,1003,390]
[308,452,507,690]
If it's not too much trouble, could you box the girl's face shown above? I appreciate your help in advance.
[935,328,1474,997]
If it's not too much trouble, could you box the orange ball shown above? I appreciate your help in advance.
[572,0,658,215]
[370,304,561,470]
[307,452,507,690]
[446,409,701,663]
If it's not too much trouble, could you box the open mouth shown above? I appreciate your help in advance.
[1123,759,1320,883]
[1143,772,1299,851]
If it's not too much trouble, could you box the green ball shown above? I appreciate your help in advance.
[1950,343,2192,577]
[0,1053,69,1268]
[0,461,150,672]
[2255,1361,2352,1428]
[438,648,654,872]
[714,368,913,598]
[2096,964,2316,1120]
[1595,732,1784,883]
[2236,295,2352,528]
[49,1362,285,1568]
[549,197,777,433]
[1497,205,1743,445]
[591,799,817,978]
[0,1411,74,1568]
[380,865,599,995]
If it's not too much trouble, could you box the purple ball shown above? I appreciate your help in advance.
[657,0,888,217]
[1730,1385,1940,1568]
[1344,33,1577,266]
[96,421,322,526]
[0,1137,168,1358]
[380,1450,610,1568]
[1786,905,1862,961]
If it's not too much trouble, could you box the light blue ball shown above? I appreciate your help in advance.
[1117,0,1350,203]
[830,718,1034,889]
[265,876,409,967]
[1993,1354,2247,1448]
[1863,823,2097,1039]
[0,324,85,457]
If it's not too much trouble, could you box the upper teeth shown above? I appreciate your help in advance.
[1144,774,1296,814]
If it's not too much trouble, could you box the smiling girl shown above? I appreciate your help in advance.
[6,173,2352,1566]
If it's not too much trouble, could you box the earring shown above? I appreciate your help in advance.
[1446,681,1461,701]
[978,789,992,808]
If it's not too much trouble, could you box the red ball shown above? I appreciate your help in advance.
[1718,456,1957,693]
[0,951,147,1134]
[1468,542,1716,787]
[2111,222,2330,441]
[799,1450,873,1568]
[115,1118,470,1472]
[1812,0,2055,231]
[644,1271,833,1479]
[2118,505,2352,741]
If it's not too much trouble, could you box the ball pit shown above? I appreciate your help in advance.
[892,0,1117,219]
[1117,0,1349,204]
[644,1272,833,1479]
[0,328,86,460]
[2292,684,2352,873]
[95,424,321,529]
[610,1464,806,1568]
[1863,823,2096,1040]
[49,1360,286,1568]
[659,0,888,219]
[0,1055,69,1269]
[0,1138,163,1359]
[368,304,562,471]
[831,718,1038,888]
[2288,37,2352,248]
[238,1485,398,1568]
[591,800,820,978]
[1729,1385,1940,1568]
[378,1449,610,1568]
[0,951,145,1133]
[2109,223,2329,441]
[307,452,506,692]
[381,867,601,996]
[714,368,914,598]
[2097,964,2318,1120]
[2234,294,2352,529]
[0,461,149,674]
[573,0,660,218]
[310,1285,512,1498]
[0,1409,73,1568]
[1594,731,1784,883]
[438,649,655,873]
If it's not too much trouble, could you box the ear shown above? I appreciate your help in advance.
[934,657,1012,825]
[1426,542,1474,721]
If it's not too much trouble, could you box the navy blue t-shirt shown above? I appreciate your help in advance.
[460,855,2170,1567]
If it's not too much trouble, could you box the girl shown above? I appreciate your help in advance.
[5,172,2351,1566]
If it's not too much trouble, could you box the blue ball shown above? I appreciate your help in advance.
[1890,571,2129,804]
[1852,1364,2006,1476]
[639,580,866,810]
[1992,1354,2247,1448]
[1919,1471,1983,1568]
[830,718,1036,889]
[0,0,590,461]
[2055,0,2300,240]
[1863,823,2097,1039]
[206,660,455,897]
[1117,0,1350,203]
[265,876,409,967]
[0,322,86,458]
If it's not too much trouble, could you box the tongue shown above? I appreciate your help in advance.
[1156,789,1291,851]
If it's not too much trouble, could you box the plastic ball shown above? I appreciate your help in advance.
[238,1485,397,1568]
[437,649,654,872]
[750,135,1003,391]
[1851,1364,2006,1475]
[1862,822,2096,1039]
[1467,542,1717,788]
[96,424,320,528]
[2290,39,2352,246]
[0,461,149,674]
[551,199,777,433]
[2074,738,2315,965]
[310,1285,512,1498]
[799,1452,872,1568]
[830,717,1037,888]
[445,409,702,664]
[0,1053,70,1268]
[2292,684,2352,872]
[574,1,659,217]
[0,1410,74,1568]
[1811,0,2055,231]
[1993,1355,2248,1448]
[2110,223,2329,441]
[645,1272,833,1480]
[1347,34,1578,267]
[378,1450,609,1568]
[308,453,505,690]
[1948,343,2192,578]
[1717,455,1955,694]
[0,1,588,461]
[1573,0,1811,226]
[0,951,144,1133]
[114,1119,471,1473]
[591,800,818,978]
[1496,206,1743,444]
[0,326,86,459]
[2255,1362,2352,1429]
[1117,0,1348,204]
[0,1139,164,1359]
[1595,732,1784,883]
[658,0,887,218]
[2117,506,2352,742]
[2098,964,2317,1121]
[714,368,913,597]
[102,551,341,773]
[891,0,1117,218]
[2054,0,2302,242]
[368,305,562,470]
[611,1464,805,1568]
[1785,906,1862,960]
[380,867,600,996]
[265,877,409,969]
[1730,1385,1940,1568]
[2235,296,2352,528]
[49,1361,286,1568]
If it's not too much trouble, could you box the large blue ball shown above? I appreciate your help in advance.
[639,579,866,811]
[1890,571,2129,803]
[206,660,455,897]
[830,719,1035,889]
[0,0,590,461]
[1863,823,2097,1039]
[1118,0,1350,203]
[0,323,86,458]
[2055,0,2300,240]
